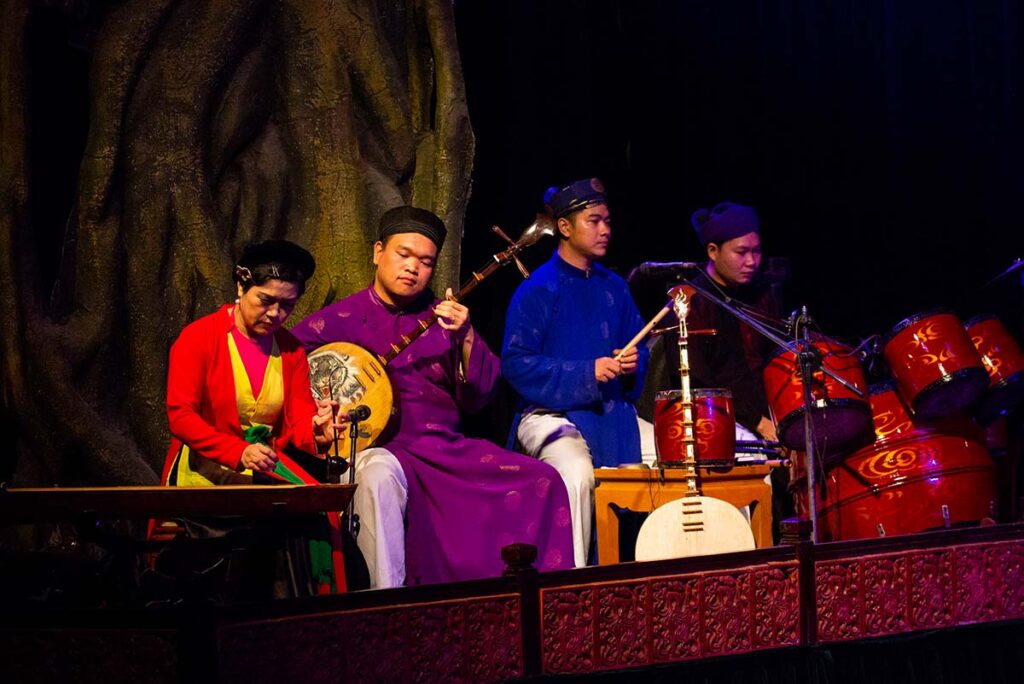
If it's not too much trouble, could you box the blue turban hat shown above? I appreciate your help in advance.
[544,178,608,218]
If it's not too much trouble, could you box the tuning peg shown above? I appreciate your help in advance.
[512,255,531,280]
[492,224,516,247]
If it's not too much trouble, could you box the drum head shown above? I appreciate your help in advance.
[776,400,873,457]
[910,367,989,420]
[975,371,1024,424]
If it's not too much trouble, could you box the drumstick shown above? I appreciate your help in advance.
[615,304,672,361]
[615,283,697,361]
[699,458,791,468]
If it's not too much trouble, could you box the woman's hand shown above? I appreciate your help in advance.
[241,443,278,472]
[312,398,346,451]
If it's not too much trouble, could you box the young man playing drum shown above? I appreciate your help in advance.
[502,178,650,567]
[641,201,790,537]
[291,206,573,589]
[682,201,779,444]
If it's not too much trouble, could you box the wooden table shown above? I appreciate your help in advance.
[0,484,355,523]
[594,465,773,564]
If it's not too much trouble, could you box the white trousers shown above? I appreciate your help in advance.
[350,447,408,590]
[517,412,595,568]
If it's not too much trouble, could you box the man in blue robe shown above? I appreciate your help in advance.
[502,178,649,566]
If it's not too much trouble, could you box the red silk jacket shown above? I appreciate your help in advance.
[161,305,318,482]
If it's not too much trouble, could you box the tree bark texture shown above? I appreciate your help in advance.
[0,0,474,486]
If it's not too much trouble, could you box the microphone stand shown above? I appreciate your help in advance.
[324,393,362,537]
[346,417,361,537]
[327,430,345,485]
[677,276,865,545]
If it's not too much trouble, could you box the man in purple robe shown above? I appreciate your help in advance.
[291,206,574,588]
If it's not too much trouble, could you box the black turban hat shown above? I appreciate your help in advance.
[690,202,760,246]
[235,239,316,286]
[378,206,447,251]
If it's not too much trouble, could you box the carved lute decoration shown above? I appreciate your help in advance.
[307,215,556,451]
[634,285,756,561]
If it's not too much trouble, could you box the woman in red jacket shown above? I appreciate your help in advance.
[160,240,348,593]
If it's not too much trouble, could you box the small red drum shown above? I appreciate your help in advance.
[763,340,872,456]
[790,382,998,541]
[882,309,988,420]
[964,314,1024,423]
[653,388,735,466]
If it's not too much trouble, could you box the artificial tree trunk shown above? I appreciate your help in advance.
[0,0,474,487]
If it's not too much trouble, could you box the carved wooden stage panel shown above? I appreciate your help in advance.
[4,524,1024,682]
[816,537,1024,643]
[217,594,523,684]
[0,628,178,684]
[539,559,802,675]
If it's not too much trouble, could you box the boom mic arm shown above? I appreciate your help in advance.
[627,261,702,283]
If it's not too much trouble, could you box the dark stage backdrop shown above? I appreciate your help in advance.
[455,0,1024,357]
[4,1,1024,484]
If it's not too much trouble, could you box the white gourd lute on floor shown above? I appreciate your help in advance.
[634,285,755,561]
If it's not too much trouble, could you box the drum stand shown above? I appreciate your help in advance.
[678,278,865,544]
[794,307,825,545]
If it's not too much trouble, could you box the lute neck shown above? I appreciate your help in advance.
[674,294,700,498]
[380,254,507,364]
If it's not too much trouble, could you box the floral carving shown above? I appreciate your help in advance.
[703,571,753,654]
[596,583,650,668]
[541,588,595,673]
[816,561,862,641]
[752,565,801,647]
[649,577,703,662]
[861,556,908,636]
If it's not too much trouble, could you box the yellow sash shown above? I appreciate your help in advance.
[170,332,284,486]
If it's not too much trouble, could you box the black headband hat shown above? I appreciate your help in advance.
[235,239,316,285]
[378,205,447,251]
[690,202,760,246]
[544,178,608,219]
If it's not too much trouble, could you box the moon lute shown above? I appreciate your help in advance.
[634,286,756,561]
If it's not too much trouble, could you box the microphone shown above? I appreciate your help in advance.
[627,261,702,282]
[345,405,371,422]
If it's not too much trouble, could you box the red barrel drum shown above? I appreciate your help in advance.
[964,314,1024,423]
[791,382,997,541]
[653,388,735,466]
[882,309,989,419]
[763,339,872,457]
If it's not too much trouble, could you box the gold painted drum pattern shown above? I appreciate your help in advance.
[882,309,989,420]
[653,388,735,465]
[762,339,872,457]
[790,382,997,541]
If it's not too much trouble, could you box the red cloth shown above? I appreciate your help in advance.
[158,306,346,593]
[161,305,318,482]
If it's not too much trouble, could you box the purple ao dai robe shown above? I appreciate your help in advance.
[292,287,573,585]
